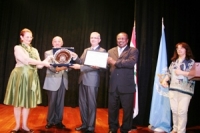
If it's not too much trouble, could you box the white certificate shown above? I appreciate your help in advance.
[84,50,108,68]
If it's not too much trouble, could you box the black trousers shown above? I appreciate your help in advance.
[108,89,134,133]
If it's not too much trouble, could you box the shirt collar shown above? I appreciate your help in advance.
[91,45,99,50]
[118,45,127,51]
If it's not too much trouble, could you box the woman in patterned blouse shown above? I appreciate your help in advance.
[162,42,195,133]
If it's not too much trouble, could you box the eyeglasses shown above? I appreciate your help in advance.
[90,37,100,39]
[24,36,34,39]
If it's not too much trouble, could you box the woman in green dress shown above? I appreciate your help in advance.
[4,28,51,133]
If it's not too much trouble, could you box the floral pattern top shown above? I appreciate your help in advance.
[167,59,195,96]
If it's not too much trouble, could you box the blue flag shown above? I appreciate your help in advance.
[149,20,171,132]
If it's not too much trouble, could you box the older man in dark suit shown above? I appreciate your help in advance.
[107,32,139,133]
[70,32,106,133]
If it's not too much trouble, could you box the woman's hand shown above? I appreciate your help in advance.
[175,69,183,76]
[45,55,54,62]
[42,60,51,67]
[161,80,169,88]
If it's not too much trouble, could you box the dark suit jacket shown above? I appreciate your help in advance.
[108,45,139,93]
[75,46,106,87]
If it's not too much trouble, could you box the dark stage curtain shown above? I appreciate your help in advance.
[0,0,199,126]
[133,0,200,126]
[0,0,135,107]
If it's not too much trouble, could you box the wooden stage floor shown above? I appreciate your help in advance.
[0,104,199,133]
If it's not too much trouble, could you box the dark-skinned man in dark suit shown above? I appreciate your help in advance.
[107,32,139,133]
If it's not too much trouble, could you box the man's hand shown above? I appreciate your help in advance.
[107,57,116,65]
[70,64,81,69]
[55,66,68,72]
[91,66,99,69]
[70,51,78,60]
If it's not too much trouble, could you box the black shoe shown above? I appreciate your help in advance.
[45,123,54,129]
[108,130,117,133]
[55,122,66,129]
[75,126,87,131]
[10,130,20,133]
[21,129,34,133]
[132,125,137,129]
[85,130,94,133]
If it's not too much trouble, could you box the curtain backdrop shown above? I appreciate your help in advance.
[0,0,199,126]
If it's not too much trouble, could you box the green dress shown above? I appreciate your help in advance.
[4,44,42,108]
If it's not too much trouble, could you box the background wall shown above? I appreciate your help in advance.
[0,0,199,126]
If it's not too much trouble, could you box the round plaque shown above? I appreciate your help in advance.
[54,49,72,64]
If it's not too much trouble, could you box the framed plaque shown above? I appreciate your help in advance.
[84,50,108,69]
[188,62,200,80]
[51,47,75,67]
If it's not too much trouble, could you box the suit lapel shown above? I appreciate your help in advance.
[95,46,100,51]
[50,49,53,55]
[120,46,130,57]
[113,47,119,58]
[91,46,100,51]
